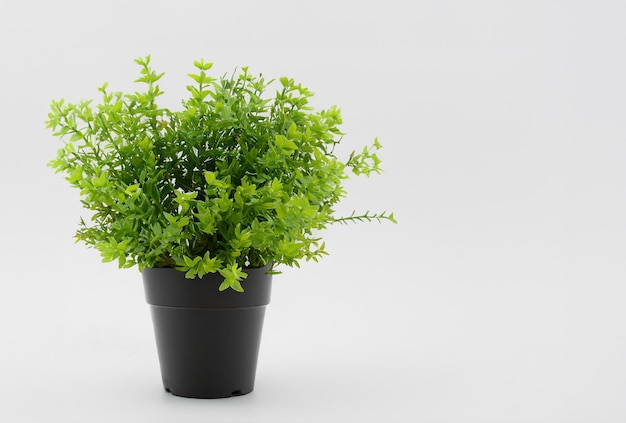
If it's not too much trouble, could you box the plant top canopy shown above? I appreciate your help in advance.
[47,56,395,291]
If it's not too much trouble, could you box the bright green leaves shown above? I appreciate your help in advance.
[174,190,198,214]
[287,122,302,140]
[134,55,165,84]
[187,59,216,106]
[334,210,397,225]
[347,137,384,176]
[175,251,222,279]
[133,56,165,103]
[195,204,217,235]
[91,171,108,188]
[138,136,153,151]
[193,59,214,71]
[125,183,140,194]
[164,212,189,232]
[218,263,247,292]
[99,238,135,269]
[203,171,232,190]
[275,194,317,227]
[47,56,396,292]
[274,134,298,154]
[152,222,163,237]
[67,166,83,184]
[203,171,217,184]
[228,224,252,257]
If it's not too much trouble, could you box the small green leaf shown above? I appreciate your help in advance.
[126,183,140,194]
[188,73,204,84]
[204,171,216,184]
[275,135,298,151]
[92,172,108,187]
[194,59,213,71]
[231,280,244,293]
[138,136,151,151]
[70,132,83,142]
[152,222,162,237]
[287,122,301,140]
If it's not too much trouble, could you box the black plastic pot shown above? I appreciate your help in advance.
[142,265,272,399]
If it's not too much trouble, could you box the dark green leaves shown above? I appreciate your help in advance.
[47,56,396,292]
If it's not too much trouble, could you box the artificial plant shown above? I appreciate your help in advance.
[47,56,395,291]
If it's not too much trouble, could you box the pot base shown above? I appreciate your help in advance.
[150,305,267,399]
[164,386,252,399]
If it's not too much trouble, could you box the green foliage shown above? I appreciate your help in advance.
[47,56,395,290]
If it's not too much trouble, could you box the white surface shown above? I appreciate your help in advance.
[1,1,626,422]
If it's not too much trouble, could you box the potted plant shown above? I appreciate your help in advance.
[47,56,396,398]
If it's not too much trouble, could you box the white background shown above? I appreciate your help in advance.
[1,0,625,422]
